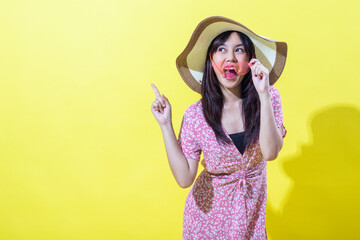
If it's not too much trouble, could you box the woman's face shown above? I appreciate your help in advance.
[210,32,250,91]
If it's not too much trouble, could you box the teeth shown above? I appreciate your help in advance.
[224,67,235,71]
[225,67,235,71]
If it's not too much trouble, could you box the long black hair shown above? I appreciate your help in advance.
[201,31,260,150]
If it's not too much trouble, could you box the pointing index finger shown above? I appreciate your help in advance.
[151,84,161,98]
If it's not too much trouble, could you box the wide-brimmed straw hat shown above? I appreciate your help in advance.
[176,16,287,93]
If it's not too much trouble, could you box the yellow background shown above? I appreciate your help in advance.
[1,0,359,239]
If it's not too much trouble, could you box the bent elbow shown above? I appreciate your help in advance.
[179,183,191,189]
[178,180,193,189]
[264,153,278,161]
[262,143,283,161]
[263,150,279,161]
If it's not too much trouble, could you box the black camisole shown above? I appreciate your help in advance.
[228,131,246,155]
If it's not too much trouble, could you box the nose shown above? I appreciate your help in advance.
[226,51,237,62]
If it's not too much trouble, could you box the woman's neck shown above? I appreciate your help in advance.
[221,85,243,106]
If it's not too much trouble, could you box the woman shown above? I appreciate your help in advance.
[151,16,287,239]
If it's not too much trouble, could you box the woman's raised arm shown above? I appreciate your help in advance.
[151,84,199,187]
[248,60,284,160]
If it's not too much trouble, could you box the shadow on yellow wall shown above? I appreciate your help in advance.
[268,105,360,239]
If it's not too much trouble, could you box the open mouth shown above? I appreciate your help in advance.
[224,66,238,74]
[223,66,238,79]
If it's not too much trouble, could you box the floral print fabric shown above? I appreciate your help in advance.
[178,86,286,239]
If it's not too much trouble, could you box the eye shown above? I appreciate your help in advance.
[217,47,226,52]
[235,48,244,53]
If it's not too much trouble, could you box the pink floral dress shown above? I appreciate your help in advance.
[178,86,287,240]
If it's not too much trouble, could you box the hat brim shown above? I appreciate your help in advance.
[176,16,287,93]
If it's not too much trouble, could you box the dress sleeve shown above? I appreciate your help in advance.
[177,106,202,161]
[269,86,287,138]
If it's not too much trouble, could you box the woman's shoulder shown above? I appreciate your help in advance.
[184,100,203,118]
[269,85,282,100]
[269,85,280,95]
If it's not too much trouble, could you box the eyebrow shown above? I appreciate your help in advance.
[220,43,244,47]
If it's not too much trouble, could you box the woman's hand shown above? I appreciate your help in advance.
[151,84,172,126]
[249,58,270,95]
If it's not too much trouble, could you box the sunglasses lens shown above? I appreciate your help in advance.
[210,57,250,76]
[237,61,250,75]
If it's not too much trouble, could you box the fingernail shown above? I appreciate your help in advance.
[248,62,253,67]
